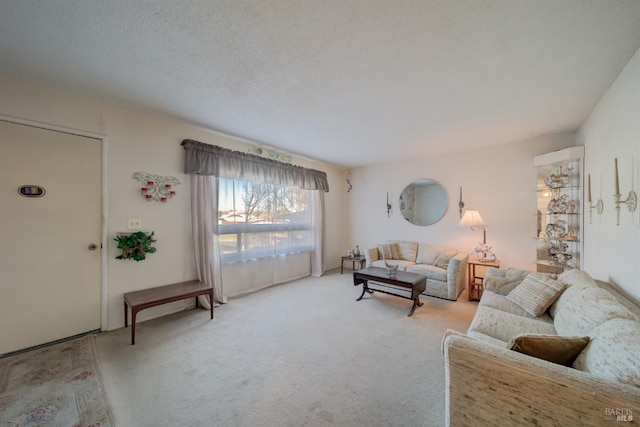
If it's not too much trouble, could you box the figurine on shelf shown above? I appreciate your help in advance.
[546,219,567,238]
[544,168,571,189]
[548,242,569,261]
[353,245,361,257]
[547,194,569,213]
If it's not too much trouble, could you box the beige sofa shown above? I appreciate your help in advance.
[443,268,640,426]
[364,241,468,300]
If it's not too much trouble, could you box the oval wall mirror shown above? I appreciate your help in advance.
[399,179,448,226]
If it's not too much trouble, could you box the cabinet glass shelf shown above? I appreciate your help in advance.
[535,260,576,269]
[534,147,584,273]
[535,237,580,243]
[536,186,581,192]
[535,212,580,216]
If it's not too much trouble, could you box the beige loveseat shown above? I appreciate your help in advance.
[364,241,468,300]
[443,268,640,426]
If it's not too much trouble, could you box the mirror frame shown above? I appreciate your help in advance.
[399,179,448,226]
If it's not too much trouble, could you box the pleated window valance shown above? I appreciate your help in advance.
[181,139,329,192]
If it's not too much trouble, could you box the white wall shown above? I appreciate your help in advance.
[347,133,575,272]
[577,46,640,303]
[0,75,348,330]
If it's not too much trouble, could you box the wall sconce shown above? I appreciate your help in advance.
[458,186,465,218]
[587,173,603,224]
[613,158,637,225]
[386,192,391,218]
[134,172,181,202]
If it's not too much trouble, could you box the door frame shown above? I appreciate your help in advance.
[0,114,109,331]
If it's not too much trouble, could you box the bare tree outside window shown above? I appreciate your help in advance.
[218,178,312,262]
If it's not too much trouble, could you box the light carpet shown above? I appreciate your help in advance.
[97,270,477,426]
[0,335,113,426]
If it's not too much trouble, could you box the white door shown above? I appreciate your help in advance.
[0,120,101,354]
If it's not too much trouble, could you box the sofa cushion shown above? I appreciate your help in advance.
[507,334,590,366]
[595,279,640,319]
[467,306,556,343]
[466,330,510,347]
[549,269,599,317]
[553,286,638,336]
[415,245,439,265]
[506,273,567,317]
[390,240,418,262]
[406,264,447,282]
[573,318,640,388]
[557,268,599,288]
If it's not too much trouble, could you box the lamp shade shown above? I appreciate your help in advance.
[458,210,486,228]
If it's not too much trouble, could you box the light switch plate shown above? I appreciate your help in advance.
[127,218,142,230]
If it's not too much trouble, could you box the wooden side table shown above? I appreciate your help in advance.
[341,255,366,274]
[468,258,500,301]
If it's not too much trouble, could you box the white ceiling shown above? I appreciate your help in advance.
[1,1,640,168]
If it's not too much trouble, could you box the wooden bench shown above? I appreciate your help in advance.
[123,280,213,345]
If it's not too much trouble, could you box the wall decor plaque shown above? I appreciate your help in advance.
[18,185,45,198]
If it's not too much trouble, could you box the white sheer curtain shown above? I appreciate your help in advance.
[190,174,226,307]
[311,189,325,277]
[183,139,328,297]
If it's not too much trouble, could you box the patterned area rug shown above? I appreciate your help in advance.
[0,335,112,426]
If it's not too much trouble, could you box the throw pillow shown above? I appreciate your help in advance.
[506,273,567,317]
[392,241,419,262]
[483,275,525,296]
[389,242,400,260]
[378,243,394,260]
[505,268,531,281]
[507,334,590,366]
[416,245,439,265]
[435,252,451,270]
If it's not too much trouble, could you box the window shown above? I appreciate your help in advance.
[217,178,312,263]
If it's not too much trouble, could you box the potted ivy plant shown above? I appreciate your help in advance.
[114,231,157,261]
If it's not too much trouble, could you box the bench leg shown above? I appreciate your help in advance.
[131,308,138,345]
[124,301,128,327]
[210,290,214,319]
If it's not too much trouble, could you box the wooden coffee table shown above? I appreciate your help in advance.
[353,267,427,316]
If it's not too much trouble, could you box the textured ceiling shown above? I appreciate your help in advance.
[1,1,640,167]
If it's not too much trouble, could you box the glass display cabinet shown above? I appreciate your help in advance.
[534,147,584,274]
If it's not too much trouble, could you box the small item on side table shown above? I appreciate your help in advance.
[468,258,500,301]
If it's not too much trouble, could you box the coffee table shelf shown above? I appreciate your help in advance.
[353,267,427,316]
